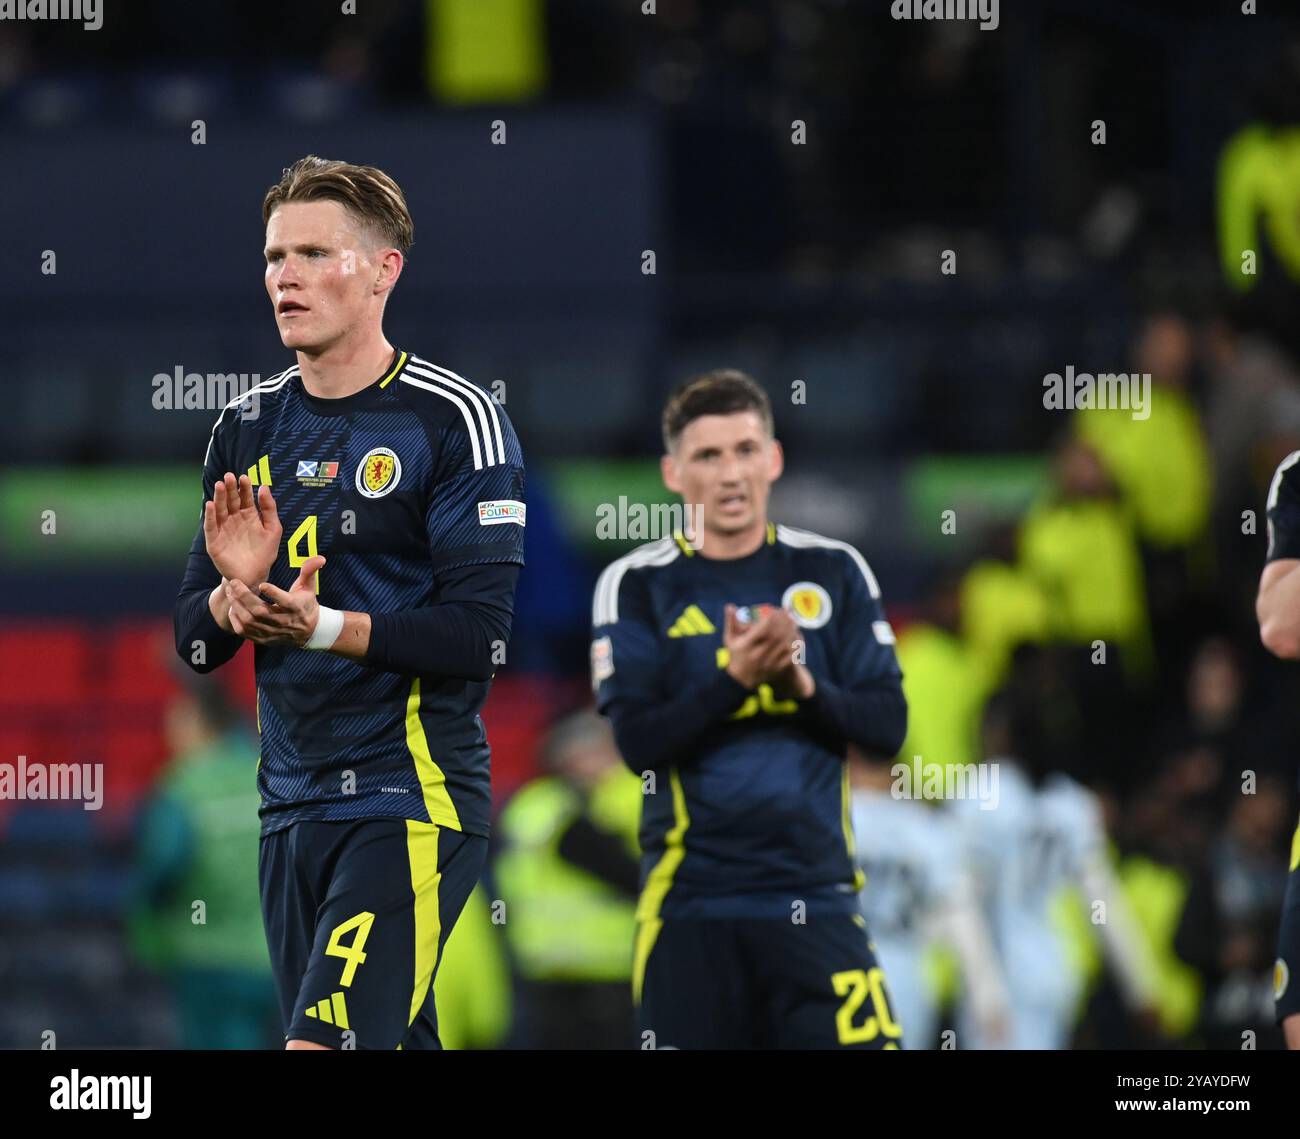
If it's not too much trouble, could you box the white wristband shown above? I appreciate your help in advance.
[305,605,345,650]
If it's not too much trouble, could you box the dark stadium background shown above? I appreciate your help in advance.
[2,0,1300,1049]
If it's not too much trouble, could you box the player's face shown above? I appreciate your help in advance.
[662,411,783,537]
[264,200,391,354]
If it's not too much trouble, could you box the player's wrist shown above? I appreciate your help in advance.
[208,582,235,633]
[304,605,345,650]
[210,550,272,583]
[724,659,761,690]
[234,563,274,591]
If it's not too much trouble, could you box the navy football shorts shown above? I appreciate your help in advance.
[259,817,486,1049]
[634,909,904,1050]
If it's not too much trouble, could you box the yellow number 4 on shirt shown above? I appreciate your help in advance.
[288,514,321,594]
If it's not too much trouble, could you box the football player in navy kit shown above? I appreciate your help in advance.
[1256,449,1300,1049]
[174,157,525,1050]
[593,369,907,1049]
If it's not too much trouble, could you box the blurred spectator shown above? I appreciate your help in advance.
[1188,637,1247,743]
[1016,436,1153,790]
[1111,766,1210,1043]
[1019,434,1152,676]
[431,883,513,1049]
[1075,313,1212,552]
[1204,317,1300,543]
[1103,850,1203,1044]
[1077,313,1215,694]
[959,521,1051,700]
[127,677,277,1049]
[1175,774,1291,1050]
[953,657,1162,1049]
[494,709,641,1048]
[1175,636,1294,787]
[895,570,984,787]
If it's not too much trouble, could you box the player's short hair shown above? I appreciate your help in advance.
[661,368,774,453]
[262,155,414,256]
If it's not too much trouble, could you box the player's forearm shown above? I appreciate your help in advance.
[606,670,753,774]
[312,604,476,671]
[1285,1014,1300,1050]
[1258,563,1300,658]
[315,562,519,678]
[799,674,907,758]
[359,600,510,680]
[173,574,243,674]
[323,610,372,661]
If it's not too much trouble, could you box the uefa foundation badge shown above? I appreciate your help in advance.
[477,500,526,527]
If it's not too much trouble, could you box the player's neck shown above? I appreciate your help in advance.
[296,333,396,400]
[697,518,767,560]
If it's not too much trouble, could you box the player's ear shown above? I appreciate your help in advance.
[375,248,403,295]
[767,437,784,483]
[661,451,682,495]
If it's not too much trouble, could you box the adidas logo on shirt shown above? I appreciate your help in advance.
[667,605,716,638]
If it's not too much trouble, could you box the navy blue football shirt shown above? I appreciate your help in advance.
[1267,451,1300,564]
[174,350,525,837]
[593,524,905,920]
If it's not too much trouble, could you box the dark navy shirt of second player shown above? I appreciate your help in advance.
[592,524,907,920]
